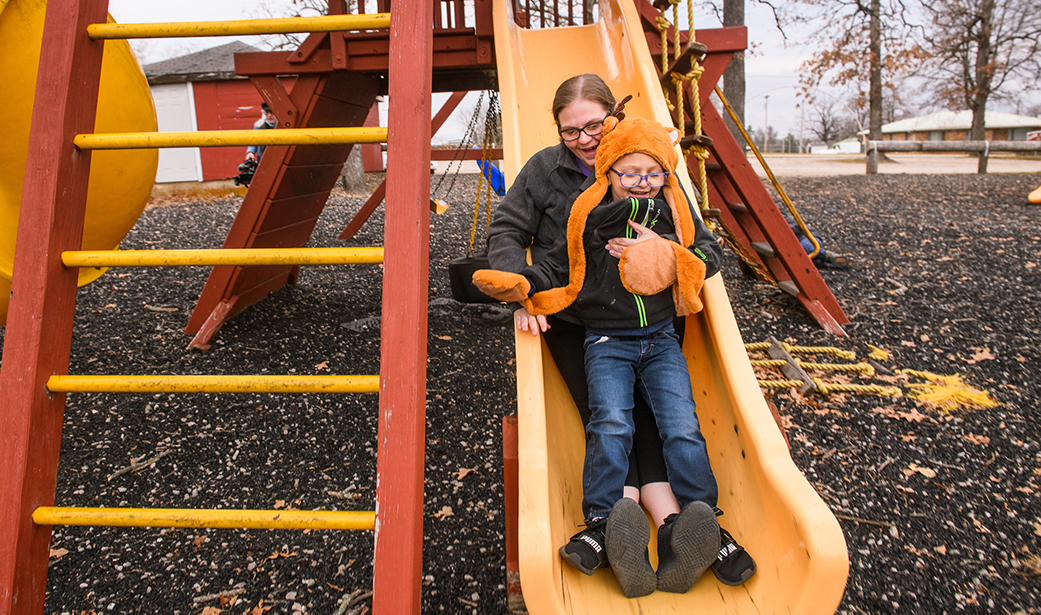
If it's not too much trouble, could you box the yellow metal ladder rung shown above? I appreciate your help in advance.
[62,247,385,268]
[74,127,388,151]
[46,375,380,394]
[33,507,375,531]
[87,13,391,40]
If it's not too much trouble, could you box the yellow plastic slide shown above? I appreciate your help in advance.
[0,0,158,324]
[491,0,850,611]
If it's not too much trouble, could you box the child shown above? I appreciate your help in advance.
[474,117,755,597]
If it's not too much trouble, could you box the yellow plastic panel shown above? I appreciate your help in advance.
[0,0,158,324]
[1029,184,1041,204]
[492,0,850,611]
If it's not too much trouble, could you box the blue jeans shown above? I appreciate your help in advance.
[581,324,718,520]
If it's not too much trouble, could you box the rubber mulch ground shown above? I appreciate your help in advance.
[0,172,1038,614]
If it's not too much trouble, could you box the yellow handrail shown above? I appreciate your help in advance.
[713,85,821,259]
[87,14,390,40]
[63,247,385,268]
[47,375,380,394]
[74,127,388,150]
[34,507,375,531]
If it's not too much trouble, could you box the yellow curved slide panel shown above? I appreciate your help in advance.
[492,0,850,611]
[0,0,158,324]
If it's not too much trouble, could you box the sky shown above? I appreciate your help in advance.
[107,0,818,143]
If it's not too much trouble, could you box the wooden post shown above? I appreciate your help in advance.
[0,0,109,611]
[502,416,526,613]
[372,0,433,611]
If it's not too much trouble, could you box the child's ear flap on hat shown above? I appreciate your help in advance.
[602,116,620,136]
[666,127,680,146]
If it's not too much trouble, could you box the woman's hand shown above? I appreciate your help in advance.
[514,307,549,336]
[605,220,661,258]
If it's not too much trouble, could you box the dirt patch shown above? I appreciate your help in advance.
[1,173,1039,613]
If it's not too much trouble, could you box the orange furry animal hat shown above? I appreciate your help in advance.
[473,116,707,316]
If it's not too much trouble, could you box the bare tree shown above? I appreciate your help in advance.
[920,0,1041,145]
[789,0,926,172]
[248,0,357,50]
[808,101,845,145]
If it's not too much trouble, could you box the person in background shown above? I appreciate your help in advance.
[244,102,277,163]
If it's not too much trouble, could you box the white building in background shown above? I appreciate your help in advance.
[877,110,1041,142]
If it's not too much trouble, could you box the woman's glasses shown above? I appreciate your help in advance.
[559,117,608,142]
[610,168,669,188]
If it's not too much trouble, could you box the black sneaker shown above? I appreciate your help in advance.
[656,501,720,593]
[711,509,757,586]
[559,517,608,575]
[813,250,850,270]
[605,498,657,598]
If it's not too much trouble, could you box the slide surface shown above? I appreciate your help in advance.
[491,0,850,611]
[0,0,158,324]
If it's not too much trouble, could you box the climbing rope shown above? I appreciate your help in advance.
[744,341,857,360]
[896,369,999,412]
[712,85,821,259]
[746,341,899,396]
[654,0,711,233]
[749,358,875,376]
[757,378,901,397]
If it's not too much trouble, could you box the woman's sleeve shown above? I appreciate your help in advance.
[488,159,542,274]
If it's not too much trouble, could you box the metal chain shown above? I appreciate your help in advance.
[432,90,486,199]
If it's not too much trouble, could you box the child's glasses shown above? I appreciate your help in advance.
[610,168,669,188]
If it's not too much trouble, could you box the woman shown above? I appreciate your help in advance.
[487,73,680,563]
[487,74,754,589]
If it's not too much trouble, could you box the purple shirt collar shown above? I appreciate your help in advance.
[575,156,592,177]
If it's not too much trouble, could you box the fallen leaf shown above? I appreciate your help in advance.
[219,595,239,608]
[193,536,207,547]
[920,334,930,342]
[972,518,991,534]
[454,468,476,480]
[902,340,916,347]
[49,548,69,559]
[248,602,274,615]
[437,335,452,341]
[962,433,991,445]
[1035,522,1041,537]
[902,463,937,478]
[934,545,947,555]
[899,434,917,442]
[964,347,995,364]
[314,361,329,371]
[1026,262,1037,269]
[104,303,116,309]
[897,408,929,422]
[432,506,454,519]
[273,500,285,509]
[201,607,224,615]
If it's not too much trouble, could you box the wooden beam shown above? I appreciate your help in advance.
[338,92,473,239]
[373,0,432,610]
[0,0,109,611]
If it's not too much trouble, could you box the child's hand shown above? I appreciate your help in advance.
[606,220,661,258]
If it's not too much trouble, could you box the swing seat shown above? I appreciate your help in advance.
[448,251,497,304]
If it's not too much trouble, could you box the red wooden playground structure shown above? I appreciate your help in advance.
[0,0,848,612]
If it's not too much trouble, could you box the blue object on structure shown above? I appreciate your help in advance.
[476,159,506,196]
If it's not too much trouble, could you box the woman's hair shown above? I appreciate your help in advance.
[551,74,616,128]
